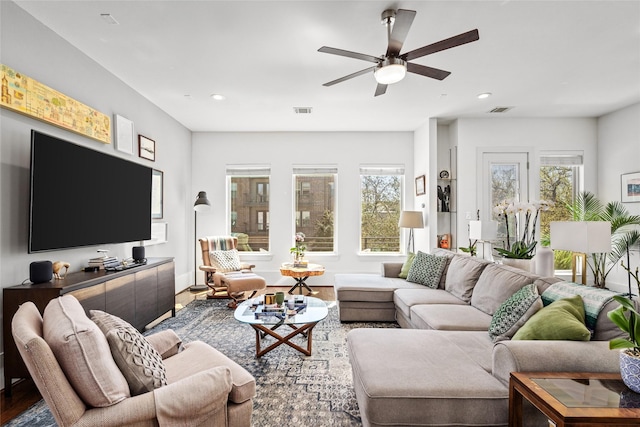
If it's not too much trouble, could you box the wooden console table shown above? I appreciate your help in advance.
[3,257,175,396]
[509,371,640,426]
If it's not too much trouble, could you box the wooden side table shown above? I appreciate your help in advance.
[280,263,324,295]
[509,371,640,426]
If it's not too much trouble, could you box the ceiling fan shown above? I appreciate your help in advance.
[318,9,479,96]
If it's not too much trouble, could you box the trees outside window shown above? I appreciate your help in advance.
[360,166,403,252]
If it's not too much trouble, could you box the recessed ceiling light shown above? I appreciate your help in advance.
[477,92,492,99]
[100,14,119,25]
[211,94,226,101]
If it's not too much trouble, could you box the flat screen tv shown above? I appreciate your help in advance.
[29,130,152,253]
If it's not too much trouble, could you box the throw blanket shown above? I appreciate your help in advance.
[541,281,620,331]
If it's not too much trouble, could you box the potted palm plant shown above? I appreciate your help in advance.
[608,260,640,393]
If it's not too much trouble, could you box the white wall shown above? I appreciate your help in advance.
[450,117,598,248]
[597,102,640,292]
[191,131,413,285]
[0,1,192,389]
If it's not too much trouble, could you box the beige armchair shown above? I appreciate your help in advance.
[12,300,255,426]
[199,235,266,308]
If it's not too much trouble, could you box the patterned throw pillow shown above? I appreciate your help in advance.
[91,310,167,396]
[406,251,448,288]
[488,283,543,342]
[209,249,241,272]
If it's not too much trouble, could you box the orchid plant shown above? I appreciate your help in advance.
[290,232,306,259]
[493,199,554,259]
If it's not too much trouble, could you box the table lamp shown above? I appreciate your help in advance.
[550,221,611,285]
[469,220,498,260]
[398,211,424,253]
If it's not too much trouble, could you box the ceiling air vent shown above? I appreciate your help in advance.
[488,106,513,113]
[293,107,312,114]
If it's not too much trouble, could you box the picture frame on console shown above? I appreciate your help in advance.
[621,172,640,203]
[152,169,164,219]
[138,134,156,161]
[415,175,426,196]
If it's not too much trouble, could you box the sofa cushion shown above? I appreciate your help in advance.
[513,295,591,341]
[347,329,508,426]
[163,341,256,404]
[393,288,467,321]
[91,310,167,396]
[209,249,241,272]
[406,251,447,288]
[488,283,543,342]
[43,295,130,407]
[334,273,424,303]
[443,255,490,302]
[410,304,492,331]
[471,263,541,316]
[398,252,415,279]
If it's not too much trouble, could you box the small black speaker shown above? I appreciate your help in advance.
[30,261,53,283]
[132,246,145,262]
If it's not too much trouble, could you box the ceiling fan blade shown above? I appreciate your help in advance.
[318,46,381,64]
[406,62,451,80]
[374,83,388,97]
[386,9,416,57]
[322,66,377,87]
[401,29,479,62]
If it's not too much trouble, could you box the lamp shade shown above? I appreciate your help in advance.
[398,211,424,229]
[468,220,498,241]
[194,191,211,212]
[550,221,611,253]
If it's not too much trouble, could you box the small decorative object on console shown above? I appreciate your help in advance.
[439,170,450,179]
[52,261,70,279]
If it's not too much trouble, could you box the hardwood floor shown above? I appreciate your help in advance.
[0,285,336,424]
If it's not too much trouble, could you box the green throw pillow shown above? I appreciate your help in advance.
[488,283,543,342]
[512,295,591,341]
[406,251,447,288]
[398,252,416,279]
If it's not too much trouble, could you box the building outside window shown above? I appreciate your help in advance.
[293,166,337,253]
[227,165,270,251]
[360,165,404,253]
[539,152,584,270]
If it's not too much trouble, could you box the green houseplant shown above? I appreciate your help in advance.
[608,260,640,393]
[568,192,640,288]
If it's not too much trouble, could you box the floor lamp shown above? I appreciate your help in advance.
[190,191,211,292]
[550,221,611,285]
[398,211,424,253]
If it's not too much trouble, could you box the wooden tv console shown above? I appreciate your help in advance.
[3,257,175,396]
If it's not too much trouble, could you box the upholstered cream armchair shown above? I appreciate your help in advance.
[199,235,266,308]
[12,297,255,426]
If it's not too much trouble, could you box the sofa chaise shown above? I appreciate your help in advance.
[335,249,624,426]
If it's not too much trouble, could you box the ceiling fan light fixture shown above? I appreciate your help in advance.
[374,58,407,85]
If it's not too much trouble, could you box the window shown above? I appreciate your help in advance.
[293,166,337,252]
[539,153,584,270]
[227,165,270,251]
[360,165,404,253]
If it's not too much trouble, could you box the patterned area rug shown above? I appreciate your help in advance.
[7,298,399,426]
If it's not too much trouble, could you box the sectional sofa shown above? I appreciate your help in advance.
[334,249,623,426]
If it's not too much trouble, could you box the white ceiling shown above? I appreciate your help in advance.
[14,0,640,132]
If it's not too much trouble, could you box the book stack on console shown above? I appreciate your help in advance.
[88,256,119,270]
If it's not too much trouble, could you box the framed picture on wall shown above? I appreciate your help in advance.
[114,114,134,155]
[138,135,155,161]
[621,172,640,203]
[415,175,426,196]
[152,169,164,218]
